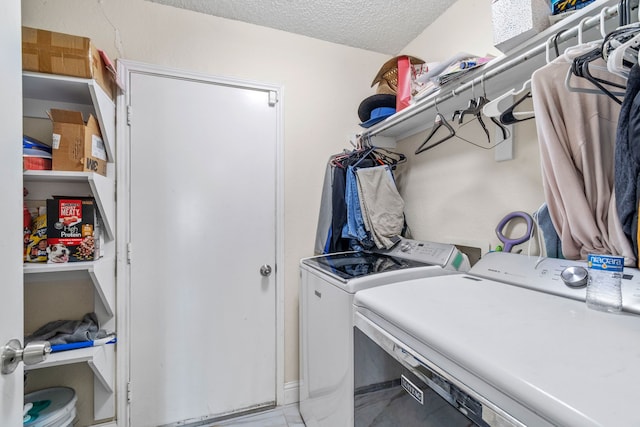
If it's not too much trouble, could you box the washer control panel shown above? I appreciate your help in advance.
[470,252,640,314]
[378,238,460,267]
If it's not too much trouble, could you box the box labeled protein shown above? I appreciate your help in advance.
[46,198,96,263]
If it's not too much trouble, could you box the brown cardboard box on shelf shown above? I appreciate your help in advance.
[22,26,116,99]
[50,109,107,176]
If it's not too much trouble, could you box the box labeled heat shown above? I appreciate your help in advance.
[46,198,96,263]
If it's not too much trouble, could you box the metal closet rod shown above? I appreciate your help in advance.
[364,3,621,139]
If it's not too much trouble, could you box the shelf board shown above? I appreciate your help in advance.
[23,170,115,240]
[363,0,619,142]
[25,344,116,420]
[24,257,116,322]
[22,72,116,162]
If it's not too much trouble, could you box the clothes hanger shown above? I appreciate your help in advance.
[499,92,535,125]
[415,97,456,154]
[453,89,492,141]
[452,97,478,124]
[472,77,511,141]
[620,0,628,26]
[372,147,406,169]
[483,79,534,122]
[482,78,534,125]
[602,24,640,60]
[560,17,627,104]
[451,77,511,149]
[607,26,640,78]
[565,45,626,104]
[450,80,490,140]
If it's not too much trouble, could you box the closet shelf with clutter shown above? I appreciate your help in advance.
[23,71,116,161]
[23,169,115,240]
[359,0,628,145]
[25,344,115,397]
[21,26,118,424]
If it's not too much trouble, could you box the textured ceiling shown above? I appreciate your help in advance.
[147,0,455,55]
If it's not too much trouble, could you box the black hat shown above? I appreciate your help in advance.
[358,94,396,127]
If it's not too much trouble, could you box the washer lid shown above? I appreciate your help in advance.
[24,387,77,427]
[302,251,432,282]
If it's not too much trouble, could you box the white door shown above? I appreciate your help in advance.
[1,2,25,426]
[124,65,280,427]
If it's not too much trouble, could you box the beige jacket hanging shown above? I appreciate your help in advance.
[531,46,635,266]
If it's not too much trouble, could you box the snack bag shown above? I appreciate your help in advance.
[25,214,48,263]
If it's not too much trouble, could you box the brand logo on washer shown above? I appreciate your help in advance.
[401,374,424,405]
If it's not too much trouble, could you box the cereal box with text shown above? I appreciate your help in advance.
[46,198,96,263]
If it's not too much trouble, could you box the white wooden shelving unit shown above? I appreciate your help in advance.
[22,71,117,423]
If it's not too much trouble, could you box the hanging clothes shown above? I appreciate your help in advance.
[330,165,349,253]
[341,165,374,250]
[314,159,335,254]
[615,63,640,265]
[531,45,636,266]
[534,203,564,259]
[314,146,407,253]
[355,165,405,249]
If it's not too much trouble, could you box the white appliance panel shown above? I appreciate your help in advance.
[354,274,640,426]
[471,252,640,313]
[299,240,469,427]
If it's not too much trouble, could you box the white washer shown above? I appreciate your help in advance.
[353,252,640,426]
[299,238,470,427]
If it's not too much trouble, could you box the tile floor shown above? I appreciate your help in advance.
[207,404,305,426]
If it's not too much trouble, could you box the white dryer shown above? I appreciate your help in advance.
[353,252,640,426]
[299,238,470,427]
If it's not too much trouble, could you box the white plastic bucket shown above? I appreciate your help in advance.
[24,387,77,427]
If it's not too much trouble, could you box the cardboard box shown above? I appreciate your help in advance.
[22,26,116,99]
[46,198,97,263]
[491,0,551,53]
[551,0,595,15]
[50,109,108,176]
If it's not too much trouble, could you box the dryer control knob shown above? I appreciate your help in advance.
[400,242,412,252]
[561,266,589,288]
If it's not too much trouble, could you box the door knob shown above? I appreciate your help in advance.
[1,339,51,374]
[260,264,273,277]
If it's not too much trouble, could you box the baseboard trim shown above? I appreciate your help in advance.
[283,381,300,405]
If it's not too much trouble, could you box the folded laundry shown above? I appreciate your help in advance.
[25,312,110,346]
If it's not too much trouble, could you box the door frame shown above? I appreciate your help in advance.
[0,1,24,426]
[115,59,285,426]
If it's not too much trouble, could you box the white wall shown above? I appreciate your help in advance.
[396,0,545,254]
[22,0,388,387]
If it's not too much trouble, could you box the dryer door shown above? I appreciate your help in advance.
[353,312,524,427]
